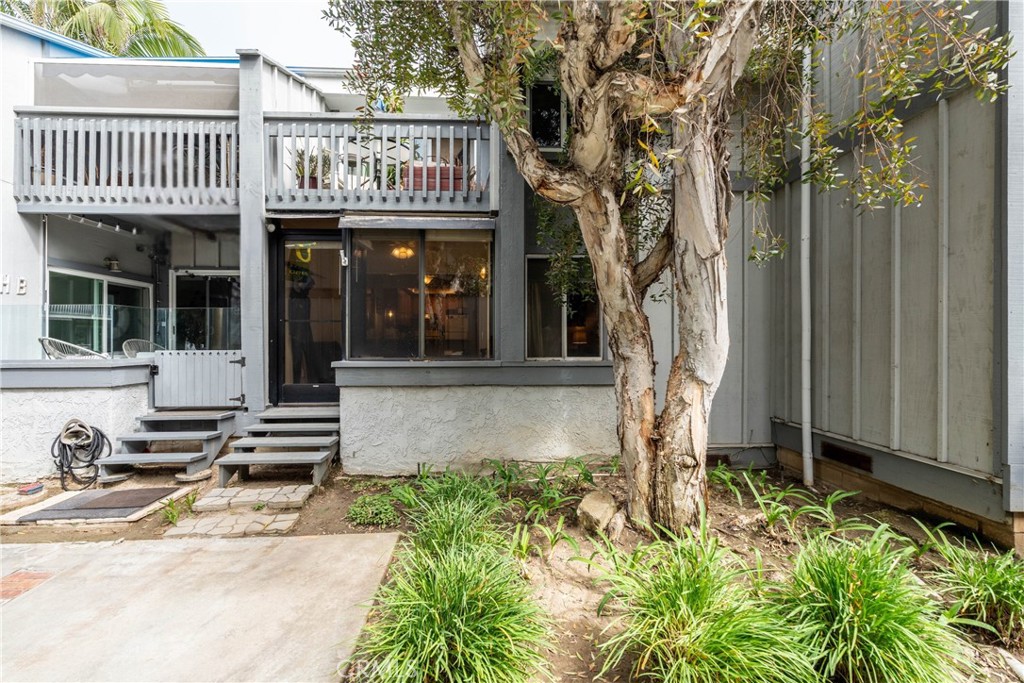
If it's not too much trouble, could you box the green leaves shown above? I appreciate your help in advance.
[773,526,974,683]
[1,0,204,56]
[592,517,819,683]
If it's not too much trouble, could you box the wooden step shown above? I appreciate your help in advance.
[118,431,221,443]
[218,451,331,466]
[254,406,339,421]
[241,422,338,434]
[217,450,334,487]
[139,411,236,423]
[100,452,208,465]
[231,435,338,450]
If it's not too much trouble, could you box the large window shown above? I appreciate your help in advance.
[349,229,492,359]
[47,269,152,356]
[526,257,602,359]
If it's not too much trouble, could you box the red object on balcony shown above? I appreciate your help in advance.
[403,163,463,192]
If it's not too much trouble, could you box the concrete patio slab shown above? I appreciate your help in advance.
[1,534,398,682]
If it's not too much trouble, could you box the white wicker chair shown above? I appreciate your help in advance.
[122,338,165,358]
[39,337,108,359]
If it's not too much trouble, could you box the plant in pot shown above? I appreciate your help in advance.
[292,148,332,189]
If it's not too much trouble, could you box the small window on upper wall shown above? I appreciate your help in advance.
[529,83,563,151]
[526,257,602,360]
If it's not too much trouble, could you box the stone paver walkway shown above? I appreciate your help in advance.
[193,485,313,512]
[164,512,299,537]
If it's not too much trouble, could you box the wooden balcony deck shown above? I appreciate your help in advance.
[14,107,240,214]
[13,108,497,215]
[264,113,494,213]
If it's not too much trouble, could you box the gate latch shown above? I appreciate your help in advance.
[229,356,246,367]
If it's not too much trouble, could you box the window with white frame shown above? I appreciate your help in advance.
[47,269,152,356]
[526,256,602,359]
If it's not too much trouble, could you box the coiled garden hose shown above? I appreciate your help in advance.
[51,418,111,490]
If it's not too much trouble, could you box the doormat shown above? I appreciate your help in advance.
[17,487,180,523]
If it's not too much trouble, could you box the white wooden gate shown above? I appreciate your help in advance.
[153,350,244,408]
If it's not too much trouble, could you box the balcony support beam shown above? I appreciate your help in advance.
[238,50,269,420]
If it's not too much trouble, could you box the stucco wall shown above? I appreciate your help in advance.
[0,383,148,482]
[339,385,618,475]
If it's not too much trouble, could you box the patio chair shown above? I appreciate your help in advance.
[122,338,165,358]
[38,337,108,359]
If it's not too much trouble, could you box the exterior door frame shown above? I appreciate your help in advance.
[269,228,348,405]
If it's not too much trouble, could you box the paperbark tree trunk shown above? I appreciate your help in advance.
[567,113,732,533]
[652,113,732,531]
[572,188,657,527]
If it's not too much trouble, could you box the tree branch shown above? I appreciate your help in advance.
[635,227,673,294]
[448,3,587,205]
[594,0,640,70]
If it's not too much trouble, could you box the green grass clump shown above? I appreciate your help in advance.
[775,526,971,683]
[409,496,505,551]
[346,494,400,528]
[355,544,549,683]
[920,524,1024,647]
[593,521,817,683]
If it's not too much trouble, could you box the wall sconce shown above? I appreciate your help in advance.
[391,245,414,260]
[103,257,122,273]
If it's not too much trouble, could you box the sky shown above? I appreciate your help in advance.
[164,1,355,68]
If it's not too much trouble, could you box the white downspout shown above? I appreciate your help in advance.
[800,45,814,487]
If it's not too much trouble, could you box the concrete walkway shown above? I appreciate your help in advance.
[1,534,398,682]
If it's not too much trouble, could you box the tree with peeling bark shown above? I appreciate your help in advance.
[324,0,1010,534]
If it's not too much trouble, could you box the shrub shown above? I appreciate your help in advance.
[353,545,550,683]
[409,497,505,551]
[774,526,971,683]
[594,521,817,683]
[347,494,400,528]
[398,470,503,511]
[920,524,1024,647]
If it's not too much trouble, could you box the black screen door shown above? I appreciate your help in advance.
[278,239,345,403]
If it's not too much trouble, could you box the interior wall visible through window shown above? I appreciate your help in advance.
[349,229,493,360]
[526,256,602,360]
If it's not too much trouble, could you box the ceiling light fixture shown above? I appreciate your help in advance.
[391,245,414,259]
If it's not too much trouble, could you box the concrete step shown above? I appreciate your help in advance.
[254,406,339,422]
[240,422,338,435]
[139,411,236,423]
[100,452,208,465]
[218,451,331,466]
[231,435,338,450]
[118,431,222,443]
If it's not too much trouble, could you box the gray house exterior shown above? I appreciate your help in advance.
[0,7,1021,548]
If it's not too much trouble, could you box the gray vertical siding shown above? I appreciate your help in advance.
[1003,1,1024,510]
[770,90,998,479]
[649,191,773,448]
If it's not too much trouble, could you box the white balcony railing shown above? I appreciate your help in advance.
[264,113,494,212]
[13,107,239,213]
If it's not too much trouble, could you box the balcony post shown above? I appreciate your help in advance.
[237,50,268,419]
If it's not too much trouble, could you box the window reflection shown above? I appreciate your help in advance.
[349,229,493,359]
[425,231,491,359]
[526,257,601,359]
[350,231,419,359]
